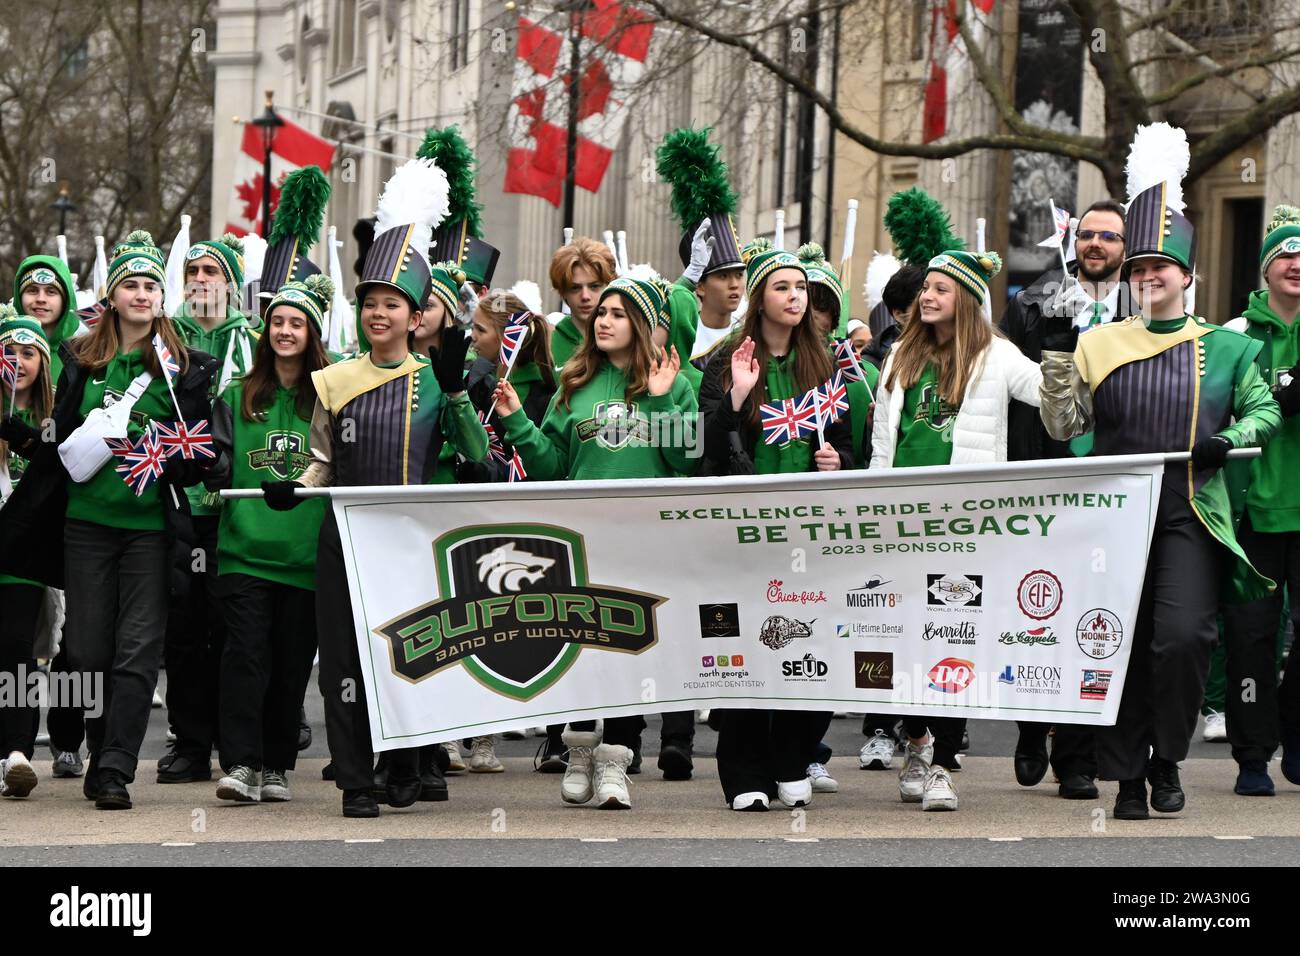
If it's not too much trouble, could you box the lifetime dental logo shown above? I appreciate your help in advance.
[49,886,151,936]
[373,526,665,701]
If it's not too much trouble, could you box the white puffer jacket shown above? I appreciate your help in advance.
[871,336,1043,467]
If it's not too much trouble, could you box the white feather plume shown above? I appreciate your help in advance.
[509,279,543,315]
[1125,122,1190,212]
[622,262,659,282]
[863,251,902,311]
[241,233,268,288]
[373,158,451,261]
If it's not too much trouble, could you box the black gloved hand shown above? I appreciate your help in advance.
[429,326,471,395]
[1275,365,1300,417]
[261,480,305,511]
[1190,435,1232,470]
[0,415,41,453]
[1040,309,1080,354]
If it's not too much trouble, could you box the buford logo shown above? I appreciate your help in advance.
[998,625,1059,647]
[248,430,311,481]
[373,525,665,700]
[782,652,828,680]
[927,657,975,694]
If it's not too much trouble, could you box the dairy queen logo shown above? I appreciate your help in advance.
[1076,608,1124,660]
[927,657,976,694]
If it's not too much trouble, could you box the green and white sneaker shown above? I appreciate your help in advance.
[216,765,261,802]
[260,769,291,802]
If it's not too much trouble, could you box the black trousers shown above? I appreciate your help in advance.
[316,513,417,791]
[63,520,170,783]
[1096,486,1226,781]
[715,709,832,802]
[570,716,645,748]
[217,573,318,772]
[164,514,225,760]
[45,641,86,753]
[553,710,694,749]
[1014,721,1097,778]
[0,582,42,758]
[1221,515,1300,762]
[901,715,967,768]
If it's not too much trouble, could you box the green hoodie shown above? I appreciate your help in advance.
[1228,289,1300,532]
[501,361,699,480]
[172,302,261,515]
[12,255,79,383]
[0,407,42,587]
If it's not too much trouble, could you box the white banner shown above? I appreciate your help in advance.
[331,456,1163,751]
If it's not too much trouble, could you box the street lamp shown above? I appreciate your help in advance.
[50,182,77,236]
[250,89,285,238]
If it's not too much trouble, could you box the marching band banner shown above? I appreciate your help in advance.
[330,455,1163,751]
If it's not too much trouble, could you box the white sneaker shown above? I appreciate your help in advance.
[696,709,710,723]
[921,765,959,811]
[807,762,838,793]
[592,743,633,809]
[859,730,897,770]
[777,777,812,808]
[731,791,770,811]
[1202,711,1228,742]
[561,730,600,804]
[2,752,37,799]
[468,736,504,773]
[898,737,933,803]
[152,690,164,709]
[442,741,466,774]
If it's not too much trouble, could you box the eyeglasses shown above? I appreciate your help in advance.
[1076,229,1124,243]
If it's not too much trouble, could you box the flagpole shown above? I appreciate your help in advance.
[1049,198,1072,281]
[813,386,826,448]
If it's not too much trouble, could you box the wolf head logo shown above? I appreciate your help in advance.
[476,543,556,595]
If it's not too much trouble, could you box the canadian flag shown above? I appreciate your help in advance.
[226,117,337,236]
[504,0,653,206]
[923,0,996,144]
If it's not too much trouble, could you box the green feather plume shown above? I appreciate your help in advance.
[268,166,330,251]
[655,127,738,230]
[417,125,482,238]
[883,187,964,266]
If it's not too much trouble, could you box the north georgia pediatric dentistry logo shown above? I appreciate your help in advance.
[766,579,828,606]
[701,654,745,669]
[1016,570,1063,620]
[927,657,976,694]
[926,573,983,610]
[373,525,665,701]
[1076,608,1124,660]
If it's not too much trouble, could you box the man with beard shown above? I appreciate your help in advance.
[999,198,1130,801]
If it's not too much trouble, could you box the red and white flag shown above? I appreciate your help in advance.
[1037,198,1072,248]
[504,0,653,206]
[923,0,996,144]
[225,116,336,237]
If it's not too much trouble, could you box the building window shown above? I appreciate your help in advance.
[333,0,358,72]
[63,39,89,80]
[449,0,471,71]
[911,0,926,61]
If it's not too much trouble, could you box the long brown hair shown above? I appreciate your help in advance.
[0,345,54,464]
[240,311,331,421]
[721,270,833,427]
[71,304,189,377]
[557,293,656,409]
[478,292,555,391]
[882,278,995,403]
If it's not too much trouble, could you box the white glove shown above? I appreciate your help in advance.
[682,218,715,284]
[1044,276,1093,324]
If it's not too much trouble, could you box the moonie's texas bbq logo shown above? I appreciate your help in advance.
[373,525,665,700]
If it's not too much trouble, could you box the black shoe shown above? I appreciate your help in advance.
[1014,743,1050,787]
[1147,756,1185,813]
[535,735,567,773]
[658,742,694,781]
[427,743,450,776]
[342,789,380,818]
[82,757,100,802]
[1058,773,1099,800]
[94,773,132,810]
[297,707,312,752]
[627,737,642,775]
[1113,779,1149,820]
[419,759,449,801]
[371,753,390,804]
[321,761,336,781]
[156,752,212,784]
[959,729,970,753]
[386,776,421,809]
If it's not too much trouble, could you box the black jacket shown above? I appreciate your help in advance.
[698,344,855,476]
[0,342,219,588]
[462,357,555,482]
[999,266,1132,462]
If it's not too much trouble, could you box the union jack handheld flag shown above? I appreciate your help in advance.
[152,333,180,381]
[815,373,850,424]
[833,338,865,383]
[759,396,817,445]
[499,312,530,373]
[478,410,509,466]
[508,447,527,482]
[153,419,216,460]
[0,347,18,395]
[113,428,168,496]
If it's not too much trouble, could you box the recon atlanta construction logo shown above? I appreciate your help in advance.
[373,524,665,700]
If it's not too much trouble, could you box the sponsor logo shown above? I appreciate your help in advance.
[1000,664,1063,696]
[248,430,311,481]
[1081,668,1112,700]
[926,573,983,609]
[845,574,902,609]
[781,652,829,682]
[921,621,977,645]
[997,665,1015,685]
[759,615,815,650]
[698,603,740,639]
[766,579,827,606]
[1017,569,1063,620]
[854,651,893,690]
[927,657,976,694]
[836,621,904,639]
[372,526,664,700]
[1076,608,1124,660]
[998,625,1059,647]
[701,654,745,669]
